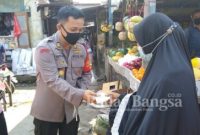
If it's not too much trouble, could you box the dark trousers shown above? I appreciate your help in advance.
[0,112,8,135]
[33,117,79,135]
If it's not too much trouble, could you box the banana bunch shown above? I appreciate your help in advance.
[128,32,136,41]
[101,24,112,33]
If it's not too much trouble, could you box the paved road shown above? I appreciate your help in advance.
[3,87,100,135]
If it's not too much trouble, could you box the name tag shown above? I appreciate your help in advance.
[72,55,84,58]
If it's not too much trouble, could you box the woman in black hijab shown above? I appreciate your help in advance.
[109,13,200,135]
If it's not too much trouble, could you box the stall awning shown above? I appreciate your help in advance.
[37,3,105,12]
[0,0,25,13]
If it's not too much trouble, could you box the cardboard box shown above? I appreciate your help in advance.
[102,81,132,94]
[102,81,122,93]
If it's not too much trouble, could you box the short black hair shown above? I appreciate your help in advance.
[191,9,200,16]
[57,6,85,22]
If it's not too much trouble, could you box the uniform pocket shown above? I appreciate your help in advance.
[71,57,84,80]
[55,55,68,68]
[55,55,68,78]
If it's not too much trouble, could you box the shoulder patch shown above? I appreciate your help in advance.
[40,48,50,53]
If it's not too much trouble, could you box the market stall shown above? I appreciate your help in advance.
[107,56,140,91]
[0,0,35,76]
[103,0,200,101]
[89,0,200,133]
[0,13,36,76]
[104,0,200,86]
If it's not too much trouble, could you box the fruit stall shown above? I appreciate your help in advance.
[102,0,200,102]
[104,0,200,91]
[91,0,200,135]
[106,15,200,96]
[105,14,145,91]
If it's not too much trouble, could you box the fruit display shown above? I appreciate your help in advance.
[132,67,145,81]
[108,49,117,57]
[128,32,136,41]
[122,58,142,70]
[118,31,127,41]
[123,15,143,32]
[112,55,122,62]
[191,57,200,69]
[128,46,139,56]
[123,16,129,31]
[193,68,200,80]
[118,54,139,66]
[109,48,128,62]
[127,21,137,33]
[101,23,112,32]
[118,48,128,55]
[108,14,145,81]
[130,16,143,23]
[109,45,139,63]
[115,21,123,31]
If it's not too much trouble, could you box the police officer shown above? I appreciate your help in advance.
[185,9,200,58]
[31,6,96,135]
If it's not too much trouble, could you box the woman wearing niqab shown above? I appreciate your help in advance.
[109,13,200,135]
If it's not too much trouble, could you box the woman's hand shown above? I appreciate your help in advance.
[108,92,120,105]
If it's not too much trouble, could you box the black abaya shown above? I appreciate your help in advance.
[118,13,200,135]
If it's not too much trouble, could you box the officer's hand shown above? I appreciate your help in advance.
[83,90,96,104]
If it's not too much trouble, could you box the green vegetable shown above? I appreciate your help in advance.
[93,116,109,135]
[118,48,128,55]
[109,49,117,57]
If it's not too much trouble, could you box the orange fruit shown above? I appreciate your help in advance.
[132,69,138,75]
[138,67,145,74]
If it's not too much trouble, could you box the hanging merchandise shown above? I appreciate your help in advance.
[100,23,112,33]
[123,16,129,31]
[4,15,12,30]
[12,48,36,75]
[106,0,147,86]
[11,49,20,73]
[13,15,21,38]
[118,31,127,41]
[130,15,143,23]
[100,2,112,33]
[138,3,144,16]
[127,32,136,41]
[115,22,123,31]
[127,21,136,33]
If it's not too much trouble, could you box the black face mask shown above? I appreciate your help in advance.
[193,18,200,25]
[61,25,81,45]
